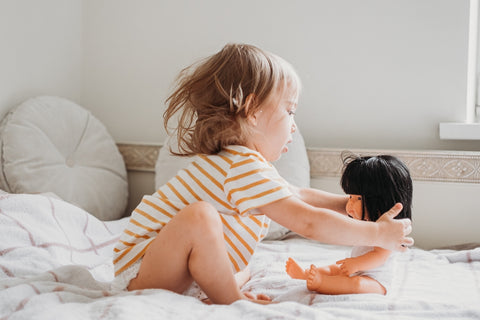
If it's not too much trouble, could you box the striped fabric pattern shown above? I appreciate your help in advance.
[113,145,292,276]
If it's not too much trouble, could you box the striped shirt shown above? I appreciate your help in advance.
[113,145,292,276]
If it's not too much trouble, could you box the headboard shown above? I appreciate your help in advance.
[118,143,480,250]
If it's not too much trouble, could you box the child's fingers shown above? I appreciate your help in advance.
[256,293,272,301]
[404,237,414,246]
[243,291,255,300]
[402,219,412,235]
[401,236,414,249]
[397,237,415,251]
[242,291,272,301]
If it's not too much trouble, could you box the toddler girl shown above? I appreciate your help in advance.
[286,154,413,295]
[113,44,413,304]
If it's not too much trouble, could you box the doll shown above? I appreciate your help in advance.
[286,154,413,295]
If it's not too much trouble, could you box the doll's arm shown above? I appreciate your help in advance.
[336,247,391,275]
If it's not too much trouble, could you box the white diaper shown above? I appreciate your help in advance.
[110,260,143,292]
[111,259,207,300]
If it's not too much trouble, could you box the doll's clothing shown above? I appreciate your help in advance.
[350,246,396,293]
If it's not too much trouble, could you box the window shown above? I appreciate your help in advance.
[439,0,480,140]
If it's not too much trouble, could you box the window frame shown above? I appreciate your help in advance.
[439,0,480,140]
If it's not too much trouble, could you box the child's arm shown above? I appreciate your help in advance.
[256,196,412,252]
[336,247,391,275]
[288,185,349,215]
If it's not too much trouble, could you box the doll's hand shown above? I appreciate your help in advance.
[336,258,359,276]
[376,203,414,252]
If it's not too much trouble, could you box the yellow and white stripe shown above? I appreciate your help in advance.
[113,145,291,276]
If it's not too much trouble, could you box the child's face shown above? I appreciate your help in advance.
[247,86,298,162]
[346,195,367,221]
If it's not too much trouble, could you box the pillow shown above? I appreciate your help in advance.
[0,96,128,220]
[154,136,194,189]
[154,130,310,240]
[266,129,310,239]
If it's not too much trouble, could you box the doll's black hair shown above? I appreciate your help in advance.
[340,153,412,222]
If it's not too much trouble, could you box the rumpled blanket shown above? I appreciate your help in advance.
[1,193,479,320]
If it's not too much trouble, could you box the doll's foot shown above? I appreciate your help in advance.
[286,258,307,279]
[306,265,323,291]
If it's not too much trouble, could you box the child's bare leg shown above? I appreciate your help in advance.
[128,201,265,304]
[306,268,386,295]
[285,258,308,279]
[235,266,271,302]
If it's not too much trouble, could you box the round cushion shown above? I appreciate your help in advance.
[0,96,128,220]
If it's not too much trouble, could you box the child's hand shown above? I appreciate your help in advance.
[336,258,359,276]
[376,203,414,252]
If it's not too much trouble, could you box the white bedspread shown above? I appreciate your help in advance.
[1,193,479,319]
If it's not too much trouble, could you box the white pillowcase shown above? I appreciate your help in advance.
[154,130,310,240]
[154,136,194,189]
[0,96,128,221]
[265,130,310,239]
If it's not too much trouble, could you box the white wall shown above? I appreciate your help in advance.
[1,1,476,155]
[2,1,479,248]
[0,0,83,119]
[82,0,478,151]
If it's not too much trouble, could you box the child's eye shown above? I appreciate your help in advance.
[288,110,296,116]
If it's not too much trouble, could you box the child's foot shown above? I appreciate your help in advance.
[306,265,323,291]
[201,292,272,305]
[243,292,273,305]
[285,258,307,279]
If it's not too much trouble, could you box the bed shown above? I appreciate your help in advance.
[1,96,479,319]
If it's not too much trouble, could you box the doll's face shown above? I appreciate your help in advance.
[346,195,368,221]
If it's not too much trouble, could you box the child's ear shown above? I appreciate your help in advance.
[244,93,258,126]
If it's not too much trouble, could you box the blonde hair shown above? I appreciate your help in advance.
[164,43,301,156]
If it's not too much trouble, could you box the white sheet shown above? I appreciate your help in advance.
[1,193,479,319]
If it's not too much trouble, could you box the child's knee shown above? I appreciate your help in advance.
[183,201,222,233]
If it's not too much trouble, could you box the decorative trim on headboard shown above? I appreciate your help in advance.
[308,148,480,183]
[117,143,161,172]
[117,143,480,183]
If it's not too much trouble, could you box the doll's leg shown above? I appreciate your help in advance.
[286,258,342,279]
[306,268,386,295]
[128,201,267,304]
[286,258,308,279]
[310,263,343,276]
